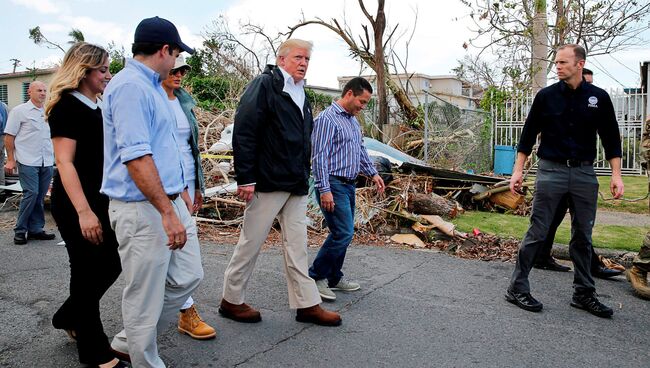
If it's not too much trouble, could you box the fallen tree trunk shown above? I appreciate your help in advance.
[408,192,459,218]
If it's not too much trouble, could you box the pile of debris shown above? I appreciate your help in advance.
[193,107,530,261]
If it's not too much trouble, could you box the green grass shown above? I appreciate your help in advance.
[524,175,648,214]
[452,211,646,252]
[596,175,648,214]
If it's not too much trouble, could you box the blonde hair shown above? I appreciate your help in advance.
[45,42,109,117]
[276,39,313,64]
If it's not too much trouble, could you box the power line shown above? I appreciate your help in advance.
[589,58,628,88]
[607,54,639,75]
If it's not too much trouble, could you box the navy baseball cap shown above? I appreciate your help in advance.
[134,16,194,54]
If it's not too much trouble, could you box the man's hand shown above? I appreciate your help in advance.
[4,159,15,175]
[237,185,255,202]
[161,211,187,250]
[510,170,524,195]
[193,191,204,213]
[320,192,335,212]
[610,175,624,199]
[372,174,385,194]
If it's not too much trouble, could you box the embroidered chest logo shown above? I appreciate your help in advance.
[588,96,598,108]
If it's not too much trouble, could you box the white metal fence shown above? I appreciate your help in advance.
[491,88,647,175]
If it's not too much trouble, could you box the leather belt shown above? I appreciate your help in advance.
[548,159,593,167]
[332,175,356,185]
[167,193,180,201]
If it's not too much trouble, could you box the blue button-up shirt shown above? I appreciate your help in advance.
[100,58,186,201]
[312,101,377,193]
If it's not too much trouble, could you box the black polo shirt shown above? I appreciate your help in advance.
[517,80,622,162]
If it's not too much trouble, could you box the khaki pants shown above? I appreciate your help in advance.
[223,191,321,309]
[109,197,203,368]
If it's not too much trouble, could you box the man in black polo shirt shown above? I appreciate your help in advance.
[533,67,623,279]
[505,44,624,318]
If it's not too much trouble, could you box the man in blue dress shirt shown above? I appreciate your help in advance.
[310,77,385,301]
[101,16,203,367]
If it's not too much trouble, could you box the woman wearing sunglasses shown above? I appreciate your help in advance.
[161,55,216,340]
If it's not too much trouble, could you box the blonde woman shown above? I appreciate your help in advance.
[46,42,126,368]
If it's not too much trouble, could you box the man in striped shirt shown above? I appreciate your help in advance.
[310,77,385,301]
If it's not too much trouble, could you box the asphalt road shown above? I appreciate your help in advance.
[0,232,648,368]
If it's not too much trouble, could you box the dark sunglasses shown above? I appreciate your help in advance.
[170,68,188,76]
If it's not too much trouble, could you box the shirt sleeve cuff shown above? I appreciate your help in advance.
[318,186,331,194]
[119,143,152,164]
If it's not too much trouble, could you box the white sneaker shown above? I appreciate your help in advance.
[330,279,361,292]
[315,279,336,301]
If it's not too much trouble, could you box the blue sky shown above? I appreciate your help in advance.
[1,0,648,90]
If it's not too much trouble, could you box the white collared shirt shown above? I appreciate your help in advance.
[71,90,103,110]
[279,67,305,116]
[4,100,54,167]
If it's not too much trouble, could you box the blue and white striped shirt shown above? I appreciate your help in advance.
[312,101,377,194]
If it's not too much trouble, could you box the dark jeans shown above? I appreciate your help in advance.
[51,211,121,365]
[510,159,598,295]
[309,176,355,286]
[535,195,601,270]
[14,163,53,235]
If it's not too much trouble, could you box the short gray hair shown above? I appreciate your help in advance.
[276,39,313,63]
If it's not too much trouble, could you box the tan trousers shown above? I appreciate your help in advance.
[109,197,203,368]
[222,191,321,309]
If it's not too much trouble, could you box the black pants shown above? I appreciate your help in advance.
[510,159,598,295]
[535,195,602,270]
[51,216,121,365]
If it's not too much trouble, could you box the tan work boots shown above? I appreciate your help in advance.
[178,305,217,339]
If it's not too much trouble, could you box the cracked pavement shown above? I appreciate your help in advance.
[0,231,649,367]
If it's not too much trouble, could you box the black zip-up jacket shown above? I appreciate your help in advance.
[517,80,622,162]
[233,64,313,195]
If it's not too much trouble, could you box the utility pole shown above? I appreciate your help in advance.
[10,59,21,73]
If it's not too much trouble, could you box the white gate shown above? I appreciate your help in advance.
[491,88,646,175]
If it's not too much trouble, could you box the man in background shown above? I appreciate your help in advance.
[4,81,55,245]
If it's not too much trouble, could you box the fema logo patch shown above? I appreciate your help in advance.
[588,96,598,108]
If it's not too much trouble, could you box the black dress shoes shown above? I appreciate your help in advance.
[592,265,623,279]
[27,231,56,240]
[13,233,27,245]
[533,258,571,272]
[505,289,543,312]
[570,292,613,318]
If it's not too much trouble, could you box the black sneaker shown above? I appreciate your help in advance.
[27,231,56,240]
[13,233,27,245]
[570,292,613,318]
[505,289,543,312]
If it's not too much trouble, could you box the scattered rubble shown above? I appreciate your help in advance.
[193,106,532,263]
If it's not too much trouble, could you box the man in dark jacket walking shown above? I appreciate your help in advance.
[219,39,342,327]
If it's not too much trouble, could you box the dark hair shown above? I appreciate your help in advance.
[558,44,586,61]
[342,77,372,97]
[582,68,593,76]
[131,42,180,57]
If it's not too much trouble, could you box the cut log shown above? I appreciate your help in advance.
[420,215,455,236]
[489,190,524,210]
[408,192,459,218]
